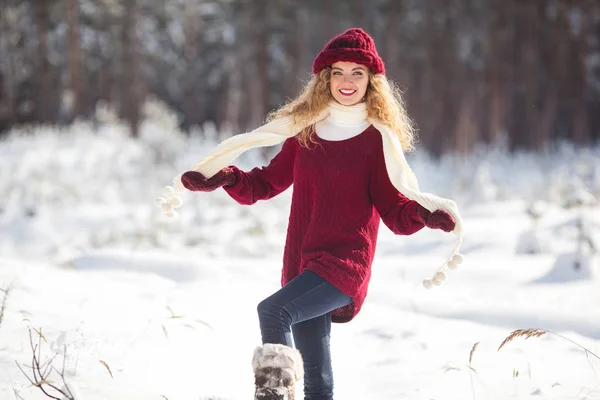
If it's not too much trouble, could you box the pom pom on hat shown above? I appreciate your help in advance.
[312,28,385,75]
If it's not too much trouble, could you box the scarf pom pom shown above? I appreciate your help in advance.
[155,197,167,208]
[435,271,447,282]
[447,253,464,270]
[451,253,464,264]
[164,210,178,220]
[168,195,183,208]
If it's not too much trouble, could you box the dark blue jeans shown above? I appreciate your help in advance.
[257,270,353,400]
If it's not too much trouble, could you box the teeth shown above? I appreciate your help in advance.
[340,89,355,94]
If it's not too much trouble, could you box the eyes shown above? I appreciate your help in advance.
[332,70,365,77]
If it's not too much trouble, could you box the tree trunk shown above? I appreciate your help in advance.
[121,0,141,137]
[383,0,405,83]
[590,2,600,143]
[506,0,527,150]
[67,0,83,120]
[223,52,241,134]
[290,7,310,97]
[486,2,511,148]
[238,1,254,129]
[183,4,204,127]
[454,90,477,154]
[537,2,568,147]
[221,5,242,134]
[320,1,336,43]
[454,0,485,154]
[568,3,591,145]
[356,1,375,36]
[35,0,53,123]
[248,0,270,127]
[0,6,17,127]
[419,2,440,154]
[424,1,459,155]
[520,1,541,150]
[97,43,112,104]
[443,0,463,154]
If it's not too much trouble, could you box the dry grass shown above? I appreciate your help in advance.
[498,328,599,362]
[498,328,548,351]
[497,328,600,387]
[468,342,479,400]
[469,342,479,369]
[99,360,114,378]
[0,286,10,328]
[469,328,600,400]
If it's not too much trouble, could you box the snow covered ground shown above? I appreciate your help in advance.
[1,108,599,399]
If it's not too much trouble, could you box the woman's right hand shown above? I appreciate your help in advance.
[181,167,237,192]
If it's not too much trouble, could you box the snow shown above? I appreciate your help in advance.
[1,112,599,399]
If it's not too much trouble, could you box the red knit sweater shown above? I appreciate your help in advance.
[224,126,425,322]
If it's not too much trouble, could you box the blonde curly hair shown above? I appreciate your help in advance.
[267,68,417,151]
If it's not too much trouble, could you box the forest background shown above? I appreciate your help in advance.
[1,0,599,155]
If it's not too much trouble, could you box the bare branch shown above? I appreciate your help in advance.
[15,328,75,400]
[13,386,26,400]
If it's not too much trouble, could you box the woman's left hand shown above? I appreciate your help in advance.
[416,206,456,232]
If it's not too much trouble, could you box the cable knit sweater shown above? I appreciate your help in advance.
[224,124,425,323]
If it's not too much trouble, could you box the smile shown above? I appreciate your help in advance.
[339,89,357,96]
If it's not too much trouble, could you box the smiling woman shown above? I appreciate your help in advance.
[169,27,464,400]
[329,62,369,106]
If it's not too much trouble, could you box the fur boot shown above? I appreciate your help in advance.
[252,343,304,400]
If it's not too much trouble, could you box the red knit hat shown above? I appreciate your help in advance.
[312,28,385,75]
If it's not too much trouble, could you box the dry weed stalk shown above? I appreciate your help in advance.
[15,328,75,400]
[498,328,599,360]
[498,328,600,383]
[99,360,113,378]
[468,342,479,400]
[468,328,600,400]
[469,342,479,369]
[0,286,10,328]
[498,328,548,351]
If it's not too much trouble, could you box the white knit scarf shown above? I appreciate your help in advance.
[157,101,464,288]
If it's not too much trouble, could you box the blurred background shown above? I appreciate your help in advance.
[1,0,599,155]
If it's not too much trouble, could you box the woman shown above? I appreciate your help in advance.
[166,28,463,400]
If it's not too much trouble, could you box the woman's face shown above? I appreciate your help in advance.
[329,61,369,106]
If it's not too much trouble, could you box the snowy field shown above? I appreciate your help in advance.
[1,106,600,399]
